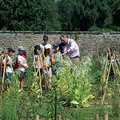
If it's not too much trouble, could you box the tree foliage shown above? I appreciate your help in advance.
[0,0,120,31]
[57,0,114,31]
[0,0,60,31]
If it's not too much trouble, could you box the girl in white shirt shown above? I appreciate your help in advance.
[18,48,28,90]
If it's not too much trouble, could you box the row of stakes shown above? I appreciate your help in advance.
[97,48,120,105]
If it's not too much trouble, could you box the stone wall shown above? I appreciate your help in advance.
[0,31,120,58]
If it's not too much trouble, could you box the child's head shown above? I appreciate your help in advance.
[44,45,50,55]
[19,47,25,55]
[43,35,48,45]
[18,46,24,53]
[53,43,59,52]
[7,48,15,56]
[34,45,41,55]
[19,50,24,55]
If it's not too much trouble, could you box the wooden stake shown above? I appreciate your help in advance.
[42,53,50,90]
[0,54,3,76]
[41,50,48,90]
[108,49,116,76]
[96,43,98,72]
[33,55,37,74]
[2,50,8,90]
[96,114,99,120]
[2,56,6,84]
[102,48,115,92]
[102,52,108,88]
[36,114,39,120]
[97,52,108,98]
[113,51,120,77]
[59,113,61,120]
[104,112,108,120]
[101,49,112,105]
[38,52,42,93]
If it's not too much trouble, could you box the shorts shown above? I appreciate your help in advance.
[70,57,79,65]
[18,71,26,79]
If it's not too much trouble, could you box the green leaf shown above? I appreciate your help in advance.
[71,100,79,105]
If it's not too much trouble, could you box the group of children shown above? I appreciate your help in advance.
[0,40,64,91]
[33,42,63,88]
[0,46,28,90]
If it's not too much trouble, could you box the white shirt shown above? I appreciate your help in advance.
[18,55,27,72]
[40,43,52,50]
[44,55,51,66]
[65,38,80,58]
[6,56,13,73]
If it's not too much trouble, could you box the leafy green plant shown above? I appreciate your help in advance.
[55,56,94,107]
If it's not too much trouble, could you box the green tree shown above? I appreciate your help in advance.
[57,0,113,31]
[57,0,73,30]
[0,0,61,31]
[112,0,120,27]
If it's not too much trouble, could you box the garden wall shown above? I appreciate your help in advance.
[0,31,120,58]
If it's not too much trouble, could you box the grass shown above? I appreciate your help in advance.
[65,107,112,120]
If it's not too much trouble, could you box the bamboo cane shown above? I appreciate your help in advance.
[42,53,51,90]
[104,112,108,120]
[96,43,98,72]
[113,49,117,74]
[37,50,42,93]
[36,49,48,90]
[113,50,120,77]
[101,49,116,92]
[2,50,8,91]
[96,114,99,120]
[2,56,6,84]
[112,50,120,103]
[0,51,4,76]
[33,52,42,93]
[108,49,116,76]
[33,55,38,80]
[102,52,108,89]
[96,52,108,98]
[0,53,2,76]
[36,114,39,120]
[41,50,48,90]
[33,55,37,73]
[101,49,112,105]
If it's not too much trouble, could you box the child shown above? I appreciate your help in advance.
[44,45,52,70]
[40,35,52,55]
[18,47,28,90]
[5,48,15,83]
[44,45,52,88]
[52,43,63,74]
[33,45,43,76]
[59,42,66,54]
[14,46,24,70]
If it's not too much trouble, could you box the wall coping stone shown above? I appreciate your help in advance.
[0,31,120,35]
